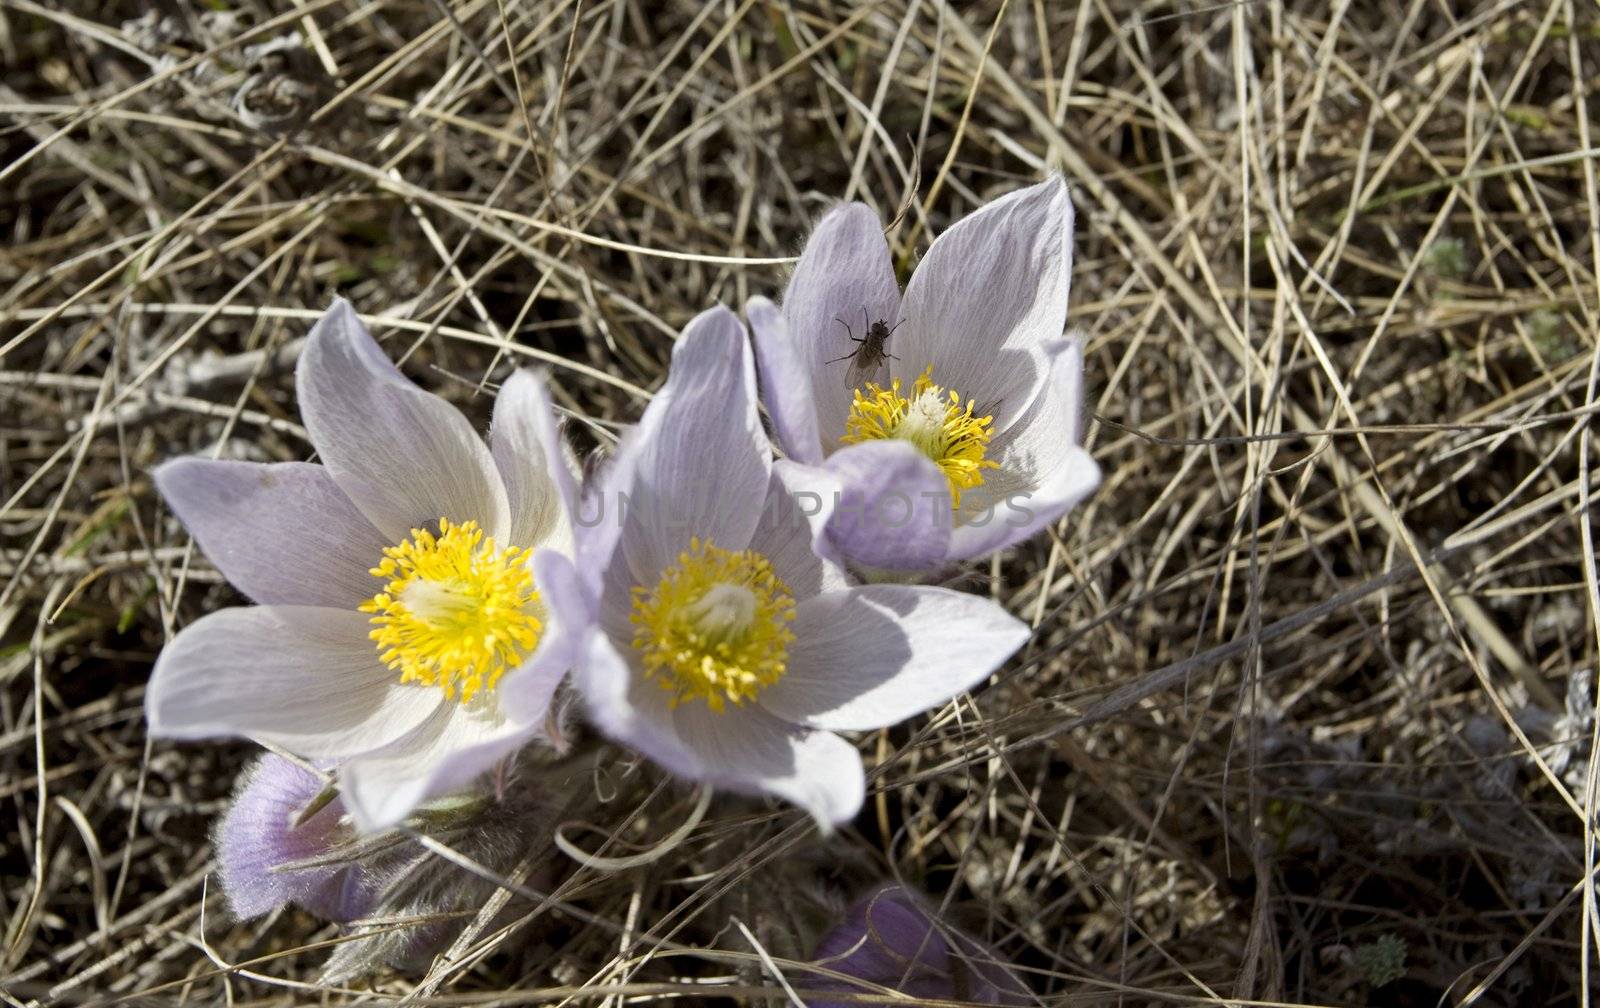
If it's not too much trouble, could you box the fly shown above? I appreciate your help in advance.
[827,308,902,390]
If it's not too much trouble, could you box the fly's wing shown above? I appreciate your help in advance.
[840,342,891,396]
[841,352,873,396]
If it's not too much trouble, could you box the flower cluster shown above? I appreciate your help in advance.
[145,177,1097,987]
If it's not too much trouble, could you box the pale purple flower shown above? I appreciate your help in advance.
[147,300,577,830]
[748,177,1100,572]
[216,753,369,922]
[526,306,1030,826]
[807,885,1030,1006]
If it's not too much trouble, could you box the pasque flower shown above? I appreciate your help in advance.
[806,885,1030,1006]
[146,300,576,830]
[748,176,1100,571]
[216,753,369,922]
[217,750,599,979]
[526,306,1030,826]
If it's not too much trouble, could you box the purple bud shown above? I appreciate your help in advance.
[215,753,369,922]
[806,885,1030,1005]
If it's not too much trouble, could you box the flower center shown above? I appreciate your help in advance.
[841,365,999,507]
[629,538,796,712]
[360,519,542,703]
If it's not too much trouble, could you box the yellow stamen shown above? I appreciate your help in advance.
[360,519,542,703]
[629,538,795,712]
[841,365,998,507]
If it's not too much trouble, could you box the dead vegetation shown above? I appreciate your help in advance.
[3,0,1599,1003]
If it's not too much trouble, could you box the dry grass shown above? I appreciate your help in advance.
[3,0,1599,1003]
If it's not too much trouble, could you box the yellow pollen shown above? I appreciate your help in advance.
[359,518,542,703]
[629,538,796,713]
[841,365,999,507]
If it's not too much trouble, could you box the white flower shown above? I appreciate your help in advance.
[532,306,1031,827]
[748,176,1100,571]
[146,300,576,830]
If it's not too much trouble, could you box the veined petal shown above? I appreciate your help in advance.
[497,548,585,724]
[155,458,389,609]
[573,429,635,605]
[577,630,707,781]
[760,586,1029,731]
[672,703,865,828]
[949,339,1099,560]
[216,753,368,922]
[147,605,440,758]
[782,203,903,447]
[823,440,952,572]
[749,460,849,600]
[602,306,770,602]
[1042,335,1088,446]
[748,296,823,464]
[896,177,1074,435]
[339,703,533,831]
[491,369,575,553]
[949,447,1099,562]
[296,299,511,543]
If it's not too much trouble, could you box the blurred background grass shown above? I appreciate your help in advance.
[3,0,1599,1003]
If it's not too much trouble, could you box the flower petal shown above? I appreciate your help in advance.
[810,885,953,1003]
[823,441,952,572]
[672,702,865,827]
[496,549,583,725]
[147,605,440,758]
[949,448,1099,562]
[577,630,707,781]
[760,586,1029,731]
[155,458,390,609]
[948,339,1100,561]
[602,305,770,600]
[339,704,533,831]
[491,369,575,553]
[572,433,635,605]
[296,299,511,543]
[1043,334,1089,445]
[809,885,1031,1006]
[781,203,903,448]
[895,177,1073,435]
[749,460,849,600]
[748,296,824,464]
[216,753,368,922]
